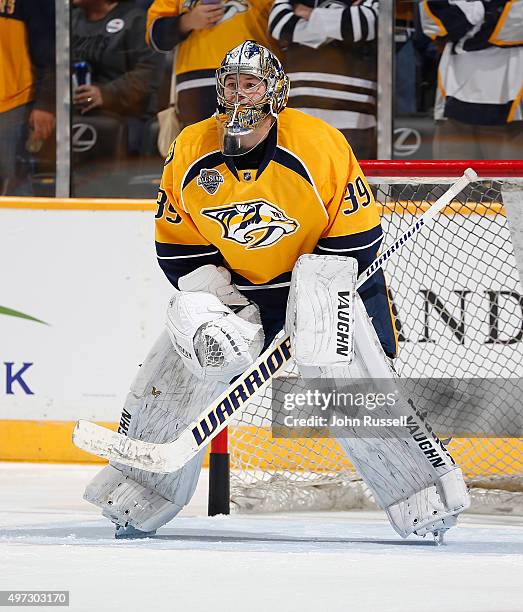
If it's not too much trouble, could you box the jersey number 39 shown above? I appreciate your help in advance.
[343,177,372,215]
[155,188,181,224]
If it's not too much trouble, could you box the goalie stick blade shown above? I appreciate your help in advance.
[72,420,115,458]
[72,420,190,473]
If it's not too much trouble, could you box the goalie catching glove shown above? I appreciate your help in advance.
[167,265,264,383]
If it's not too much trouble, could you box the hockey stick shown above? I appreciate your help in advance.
[73,168,477,472]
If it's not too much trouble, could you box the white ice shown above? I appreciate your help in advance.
[1,463,522,612]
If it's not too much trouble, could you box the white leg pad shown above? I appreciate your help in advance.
[115,332,225,504]
[84,330,225,529]
[386,468,470,538]
[330,295,470,538]
[84,465,185,532]
[286,254,358,371]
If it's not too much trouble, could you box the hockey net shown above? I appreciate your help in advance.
[227,161,523,515]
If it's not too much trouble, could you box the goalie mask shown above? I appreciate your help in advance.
[215,41,289,156]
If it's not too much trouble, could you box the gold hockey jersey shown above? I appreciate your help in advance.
[146,0,278,75]
[155,108,397,355]
[0,0,54,113]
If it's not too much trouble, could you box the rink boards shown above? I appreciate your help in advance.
[0,196,522,475]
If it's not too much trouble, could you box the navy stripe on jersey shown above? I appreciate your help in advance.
[316,225,383,253]
[273,147,313,186]
[155,242,220,259]
[158,252,223,289]
[223,155,240,180]
[231,272,291,348]
[358,268,397,357]
[182,152,224,189]
[222,122,278,181]
[231,271,292,290]
[444,97,513,126]
[150,15,189,53]
[256,123,277,179]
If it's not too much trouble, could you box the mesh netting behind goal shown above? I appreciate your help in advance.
[228,161,523,515]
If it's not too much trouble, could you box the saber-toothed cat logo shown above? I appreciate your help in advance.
[202,200,299,249]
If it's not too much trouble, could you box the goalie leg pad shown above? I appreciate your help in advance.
[84,330,226,530]
[386,468,469,538]
[84,463,203,532]
[117,331,225,509]
[332,295,470,538]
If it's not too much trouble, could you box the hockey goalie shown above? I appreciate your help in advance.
[82,41,470,540]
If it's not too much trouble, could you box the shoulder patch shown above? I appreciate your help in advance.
[197,169,224,195]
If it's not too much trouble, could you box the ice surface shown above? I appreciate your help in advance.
[1,463,522,612]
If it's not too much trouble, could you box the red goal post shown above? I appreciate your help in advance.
[208,160,523,517]
[360,160,523,178]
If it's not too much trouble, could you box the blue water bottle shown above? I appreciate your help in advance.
[72,61,92,89]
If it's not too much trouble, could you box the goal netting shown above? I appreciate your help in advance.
[227,161,523,515]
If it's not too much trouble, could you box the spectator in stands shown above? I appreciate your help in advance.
[269,0,378,159]
[135,0,154,9]
[72,0,161,120]
[0,0,55,195]
[146,0,278,128]
[420,0,523,160]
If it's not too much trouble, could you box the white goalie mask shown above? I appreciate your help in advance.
[215,41,289,156]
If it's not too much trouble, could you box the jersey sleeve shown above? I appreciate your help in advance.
[317,134,382,270]
[315,131,397,357]
[146,0,185,51]
[269,0,377,49]
[420,1,485,42]
[155,141,222,288]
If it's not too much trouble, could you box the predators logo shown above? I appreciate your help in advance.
[202,200,299,249]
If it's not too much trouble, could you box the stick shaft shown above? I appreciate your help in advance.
[356,169,476,289]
